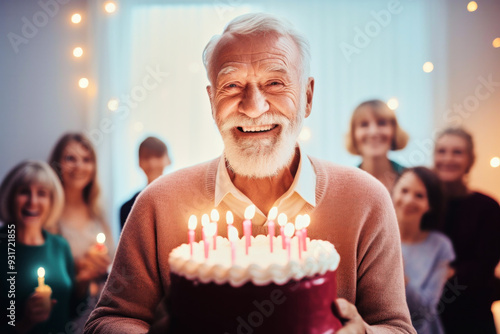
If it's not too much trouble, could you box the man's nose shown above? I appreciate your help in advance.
[238,84,269,118]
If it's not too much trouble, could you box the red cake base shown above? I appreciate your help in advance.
[167,270,343,334]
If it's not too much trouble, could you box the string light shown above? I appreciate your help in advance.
[490,157,500,168]
[387,98,399,110]
[71,13,82,24]
[104,2,117,14]
[467,1,478,12]
[73,47,83,58]
[78,78,89,88]
[423,61,434,73]
[493,38,500,48]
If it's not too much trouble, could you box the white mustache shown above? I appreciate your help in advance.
[218,113,289,133]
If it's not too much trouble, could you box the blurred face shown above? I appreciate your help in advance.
[14,183,51,228]
[207,32,314,178]
[139,154,170,182]
[353,108,394,158]
[393,172,430,226]
[434,134,471,182]
[60,141,95,191]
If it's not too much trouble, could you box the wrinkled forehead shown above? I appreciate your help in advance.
[209,32,301,82]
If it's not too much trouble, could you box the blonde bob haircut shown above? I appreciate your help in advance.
[346,99,409,155]
[0,160,64,230]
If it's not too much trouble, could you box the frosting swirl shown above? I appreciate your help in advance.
[169,234,340,287]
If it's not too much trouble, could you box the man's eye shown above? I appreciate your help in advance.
[269,81,281,86]
[226,83,238,88]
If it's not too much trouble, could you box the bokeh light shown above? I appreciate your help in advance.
[387,98,399,110]
[71,13,82,24]
[104,2,117,14]
[467,1,478,12]
[78,78,89,88]
[73,47,83,58]
[423,61,434,73]
[490,157,500,168]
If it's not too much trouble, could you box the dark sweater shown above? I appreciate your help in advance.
[439,192,500,334]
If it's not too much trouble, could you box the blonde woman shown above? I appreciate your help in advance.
[48,133,114,331]
[346,99,409,191]
[0,161,87,333]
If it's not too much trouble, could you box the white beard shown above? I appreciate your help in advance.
[216,96,306,178]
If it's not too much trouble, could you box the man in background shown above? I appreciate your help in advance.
[120,136,170,229]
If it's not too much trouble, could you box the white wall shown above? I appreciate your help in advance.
[0,0,89,177]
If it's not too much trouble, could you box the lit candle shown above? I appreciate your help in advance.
[284,223,295,261]
[226,211,234,237]
[37,267,45,288]
[492,301,500,334]
[277,213,287,250]
[228,226,239,265]
[204,222,217,259]
[201,214,210,246]
[188,215,197,256]
[267,207,278,253]
[302,214,310,251]
[96,233,106,252]
[210,209,219,250]
[35,267,52,310]
[243,205,255,254]
[294,216,303,260]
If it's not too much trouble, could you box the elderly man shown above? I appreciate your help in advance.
[85,13,415,334]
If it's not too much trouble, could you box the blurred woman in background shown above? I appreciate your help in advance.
[48,133,114,332]
[346,99,409,191]
[0,161,87,333]
[392,166,454,334]
[433,127,500,334]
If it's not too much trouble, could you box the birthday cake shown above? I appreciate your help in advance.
[167,234,342,334]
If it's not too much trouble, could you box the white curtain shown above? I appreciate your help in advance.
[88,0,447,238]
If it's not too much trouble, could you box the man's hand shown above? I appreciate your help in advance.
[334,298,366,334]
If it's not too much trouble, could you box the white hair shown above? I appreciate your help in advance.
[202,12,311,85]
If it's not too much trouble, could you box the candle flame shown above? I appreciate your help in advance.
[228,226,239,241]
[284,223,295,237]
[226,211,234,225]
[294,215,303,230]
[188,215,197,230]
[268,207,278,220]
[206,222,217,237]
[210,209,219,222]
[244,205,256,220]
[96,233,106,244]
[37,267,45,278]
[277,213,287,227]
[302,214,310,228]
[201,214,210,227]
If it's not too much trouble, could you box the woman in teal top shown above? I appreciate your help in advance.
[0,161,87,333]
[346,99,408,191]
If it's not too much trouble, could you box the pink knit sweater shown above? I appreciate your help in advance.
[84,157,415,334]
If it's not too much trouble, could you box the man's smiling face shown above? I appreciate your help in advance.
[207,32,313,178]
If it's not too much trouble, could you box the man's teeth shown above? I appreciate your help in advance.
[241,125,275,133]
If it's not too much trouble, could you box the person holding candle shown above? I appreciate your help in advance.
[86,13,414,334]
[392,167,455,334]
[432,127,500,334]
[48,133,114,332]
[346,99,408,192]
[0,161,88,333]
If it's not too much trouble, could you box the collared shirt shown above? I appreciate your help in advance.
[214,145,317,225]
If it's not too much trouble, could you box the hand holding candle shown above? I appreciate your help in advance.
[267,207,278,253]
[278,213,287,250]
[284,223,295,261]
[35,267,52,311]
[243,205,255,254]
[188,215,197,256]
[210,209,219,250]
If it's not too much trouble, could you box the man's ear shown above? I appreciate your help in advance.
[304,77,314,118]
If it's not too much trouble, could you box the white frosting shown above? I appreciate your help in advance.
[169,234,340,287]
